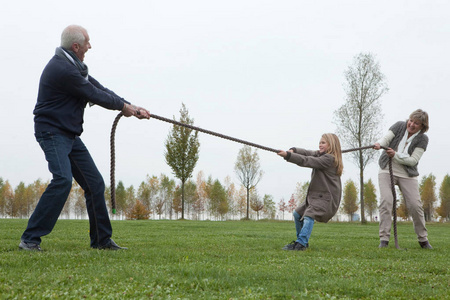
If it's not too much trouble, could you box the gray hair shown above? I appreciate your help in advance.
[60,25,87,49]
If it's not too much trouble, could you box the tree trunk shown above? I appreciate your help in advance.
[181,180,185,220]
[359,150,366,224]
[246,187,250,219]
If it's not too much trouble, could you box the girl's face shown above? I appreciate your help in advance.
[319,138,329,153]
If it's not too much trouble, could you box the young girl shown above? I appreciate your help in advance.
[277,133,343,251]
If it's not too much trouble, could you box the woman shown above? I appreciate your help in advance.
[374,109,432,249]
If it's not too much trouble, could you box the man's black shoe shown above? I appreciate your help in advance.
[98,239,128,250]
[19,241,41,251]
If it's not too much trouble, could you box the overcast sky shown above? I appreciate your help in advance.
[1,1,449,206]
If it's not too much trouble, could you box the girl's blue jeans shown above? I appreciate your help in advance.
[293,211,314,246]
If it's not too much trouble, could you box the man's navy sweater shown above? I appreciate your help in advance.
[34,55,126,137]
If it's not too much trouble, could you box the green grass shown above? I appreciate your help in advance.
[0,220,449,299]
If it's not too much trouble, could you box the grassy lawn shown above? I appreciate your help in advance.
[0,219,448,299]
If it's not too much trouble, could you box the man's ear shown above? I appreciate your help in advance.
[71,43,79,53]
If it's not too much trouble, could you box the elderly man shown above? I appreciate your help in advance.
[19,25,150,251]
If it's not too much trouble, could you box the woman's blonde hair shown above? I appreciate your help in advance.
[409,109,429,133]
[322,133,343,176]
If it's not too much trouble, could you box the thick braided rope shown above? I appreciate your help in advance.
[110,112,400,249]
[110,113,123,214]
[342,145,376,153]
[151,114,280,153]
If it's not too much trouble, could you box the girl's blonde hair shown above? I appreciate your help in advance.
[322,133,343,176]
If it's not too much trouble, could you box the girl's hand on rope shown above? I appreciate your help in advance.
[277,150,292,158]
[277,150,287,157]
[373,143,381,150]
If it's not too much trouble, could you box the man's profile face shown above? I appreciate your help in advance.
[72,30,91,62]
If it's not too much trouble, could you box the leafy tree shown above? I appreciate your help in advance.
[2,180,15,217]
[172,185,182,219]
[234,145,263,219]
[154,196,165,219]
[148,176,161,211]
[203,176,214,220]
[224,176,238,219]
[287,194,296,214]
[334,53,388,224]
[437,174,450,221]
[396,189,409,221]
[419,174,437,222]
[237,186,247,219]
[0,178,5,217]
[115,181,127,219]
[13,182,26,218]
[209,179,228,220]
[137,178,153,213]
[195,171,208,220]
[250,189,264,220]
[126,200,151,220]
[105,185,111,213]
[295,181,309,204]
[364,179,377,221]
[72,181,86,219]
[342,179,359,221]
[191,194,205,220]
[26,179,47,218]
[126,185,136,210]
[262,194,276,219]
[159,174,175,219]
[150,176,164,219]
[184,180,198,218]
[61,181,74,218]
[278,198,287,220]
[165,103,200,219]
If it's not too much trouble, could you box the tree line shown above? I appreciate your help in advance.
[340,174,450,222]
[2,173,449,222]
[0,173,277,221]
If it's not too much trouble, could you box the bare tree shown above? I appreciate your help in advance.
[334,53,388,224]
[234,145,263,219]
